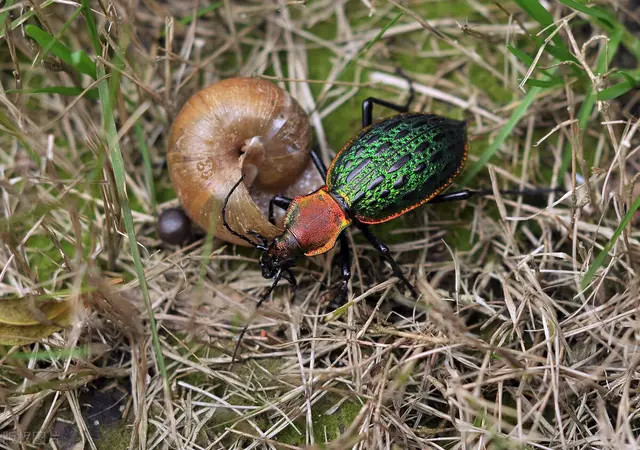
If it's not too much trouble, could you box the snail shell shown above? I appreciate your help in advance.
[167,77,324,245]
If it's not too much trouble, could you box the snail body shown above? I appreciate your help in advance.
[167,77,323,245]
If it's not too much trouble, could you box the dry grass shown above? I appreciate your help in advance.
[1,0,639,449]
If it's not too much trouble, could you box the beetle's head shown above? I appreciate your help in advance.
[259,232,300,279]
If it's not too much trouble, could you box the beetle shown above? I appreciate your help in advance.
[223,84,552,363]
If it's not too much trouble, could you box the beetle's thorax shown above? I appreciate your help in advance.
[282,186,351,257]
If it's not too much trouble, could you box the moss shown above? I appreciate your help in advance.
[196,407,271,448]
[277,394,362,445]
[95,421,132,450]
[314,397,362,442]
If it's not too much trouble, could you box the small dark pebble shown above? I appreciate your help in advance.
[157,208,191,245]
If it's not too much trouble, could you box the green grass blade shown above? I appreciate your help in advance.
[460,86,542,186]
[95,64,168,378]
[512,0,555,30]
[70,50,96,77]
[535,43,579,68]
[512,0,565,49]
[357,11,403,60]
[598,79,640,101]
[25,24,96,79]
[525,77,566,88]
[581,195,640,289]
[0,0,15,36]
[596,69,639,101]
[80,0,168,382]
[81,1,101,54]
[507,45,534,65]
[557,0,616,28]
[613,70,638,87]
[598,83,634,101]
[512,0,579,69]
[508,45,568,85]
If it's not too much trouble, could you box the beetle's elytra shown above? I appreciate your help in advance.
[327,113,468,224]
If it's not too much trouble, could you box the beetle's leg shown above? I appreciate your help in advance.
[362,98,409,128]
[281,269,298,302]
[230,269,282,366]
[282,269,297,288]
[336,232,352,304]
[429,187,564,204]
[428,189,476,204]
[310,145,328,178]
[268,195,292,225]
[362,69,415,127]
[352,222,419,299]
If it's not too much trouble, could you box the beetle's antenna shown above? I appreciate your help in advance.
[229,269,282,367]
[222,176,268,250]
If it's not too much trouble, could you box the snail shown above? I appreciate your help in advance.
[165,77,324,244]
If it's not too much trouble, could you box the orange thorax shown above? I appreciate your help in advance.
[284,187,351,256]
